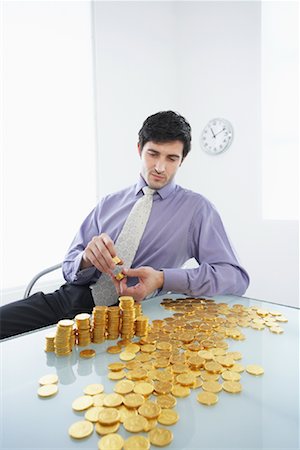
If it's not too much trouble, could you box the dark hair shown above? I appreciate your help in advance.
[138,111,192,159]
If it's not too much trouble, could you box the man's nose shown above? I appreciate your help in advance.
[155,159,166,173]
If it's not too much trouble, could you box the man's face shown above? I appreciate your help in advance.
[138,140,184,190]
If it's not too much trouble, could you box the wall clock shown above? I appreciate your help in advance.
[200,118,234,155]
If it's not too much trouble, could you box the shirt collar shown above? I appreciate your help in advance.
[135,174,176,199]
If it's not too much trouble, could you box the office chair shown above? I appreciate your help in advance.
[23,263,62,298]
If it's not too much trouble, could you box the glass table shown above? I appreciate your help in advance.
[1,294,299,450]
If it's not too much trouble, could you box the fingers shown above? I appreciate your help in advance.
[120,282,145,302]
[122,267,147,278]
[83,233,116,273]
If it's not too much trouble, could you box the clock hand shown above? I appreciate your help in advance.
[210,127,216,138]
[214,127,225,137]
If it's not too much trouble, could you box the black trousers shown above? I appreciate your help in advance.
[0,283,95,340]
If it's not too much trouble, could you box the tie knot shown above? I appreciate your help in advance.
[142,186,156,196]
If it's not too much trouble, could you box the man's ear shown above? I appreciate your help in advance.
[179,155,185,166]
[137,143,142,157]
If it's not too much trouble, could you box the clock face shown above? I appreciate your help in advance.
[200,118,233,155]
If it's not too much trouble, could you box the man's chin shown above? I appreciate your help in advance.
[148,175,168,189]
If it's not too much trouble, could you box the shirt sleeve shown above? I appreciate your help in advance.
[162,201,250,297]
[62,202,103,285]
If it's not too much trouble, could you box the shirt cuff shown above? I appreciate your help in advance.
[162,268,189,294]
[72,252,97,283]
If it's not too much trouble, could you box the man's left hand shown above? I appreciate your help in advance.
[110,266,164,302]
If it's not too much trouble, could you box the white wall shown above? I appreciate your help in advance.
[93,1,298,307]
[2,1,97,299]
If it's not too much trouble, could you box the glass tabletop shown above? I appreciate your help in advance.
[1,294,299,450]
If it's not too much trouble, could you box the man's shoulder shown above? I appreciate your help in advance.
[176,185,215,209]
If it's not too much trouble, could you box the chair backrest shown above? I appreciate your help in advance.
[24,263,63,298]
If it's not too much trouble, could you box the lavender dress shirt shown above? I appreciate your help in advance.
[63,176,249,297]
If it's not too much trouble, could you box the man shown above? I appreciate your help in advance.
[0,111,249,339]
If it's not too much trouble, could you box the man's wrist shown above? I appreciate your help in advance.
[155,270,164,290]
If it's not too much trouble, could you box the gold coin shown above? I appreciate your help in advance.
[120,351,136,361]
[98,408,120,425]
[141,344,156,353]
[93,393,106,407]
[198,350,214,360]
[197,391,218,406]
[156,394,177,409]
[230,363,245,373]
[154,381,173,395]
[138,401,161,419]
[176,373,196,386]
[144,418,158,432]
[108,370,126,380]
[222,381,242,393]
[114,380,135,395]
[123,415,148,433]
[58,319,74,327]
[134,382,154,396]
[200,371,220,382]
[171,384,191,398]
[68,420,94,439]
[79,349,96,359]
[192,378,203,389]
[157,409,179,426]
[125,343,140,353]
[72,395,94,411]
[275,315,288,322]
[227,351,242,360]
[108,362,125,371]
[103,393,123,407]
[221,371,241,382]
[95,421,120,436]
[38,374,58,385]
[123,393,145,408]
[148,427,173,447]
[118,405,138,423]
[85,406,104,422]
[202,381,223,393]
[246,364,264,376]
[107,346,122,354]
[215,356,235,367]
[124,435,150,450]
[37,384,58,398]
[270,326,284,334]
[84,384,104,396]
[98,433,124,450]
[204,361,223,374]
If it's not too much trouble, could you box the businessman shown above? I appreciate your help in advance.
[0,110,249,338]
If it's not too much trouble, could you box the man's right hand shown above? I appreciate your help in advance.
[80,233,116,274]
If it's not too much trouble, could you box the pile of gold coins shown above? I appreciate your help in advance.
[54,319,75,356]
[45,297,149,356]
[92,306,107,344]
[119,297,136,339]
[40,296,287,449]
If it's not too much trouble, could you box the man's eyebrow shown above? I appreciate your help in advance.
[147,148,181,159]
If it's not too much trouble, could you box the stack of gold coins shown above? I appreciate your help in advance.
[70,325,77,349]
[135,315,149,337]
[44,332,55,352]
[92,306,108,343]
[75,313,91,347]
[119,296,135,339]
[107,306,120,340]
[54,319,74,356]
[134,302,142,318]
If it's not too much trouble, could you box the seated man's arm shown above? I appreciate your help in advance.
[62,201,116,285]
[162,203,249,297]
